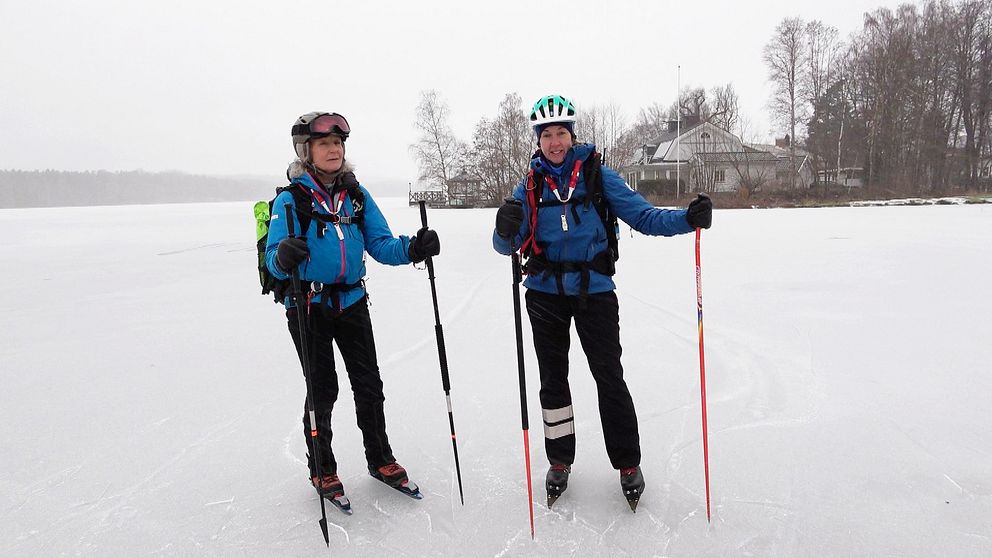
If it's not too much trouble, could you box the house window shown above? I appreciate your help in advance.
[713,170,725,183]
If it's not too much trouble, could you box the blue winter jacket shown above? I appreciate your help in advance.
[266,172,412,310]
[492,143,694,295]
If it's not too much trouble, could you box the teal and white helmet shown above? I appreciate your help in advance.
[529,94,577,138]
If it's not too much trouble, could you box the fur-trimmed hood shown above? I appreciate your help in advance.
[287,158,355,181]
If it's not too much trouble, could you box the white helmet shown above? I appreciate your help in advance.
[529,94,577,129]
[291,112,350,161]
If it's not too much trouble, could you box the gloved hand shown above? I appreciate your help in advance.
[686,193,713,229]
[495,199,524,239]
[409,227,440,263]
[276,237,309,271]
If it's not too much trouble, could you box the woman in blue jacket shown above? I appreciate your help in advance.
[492,95,712,509]
[267,112,440,502]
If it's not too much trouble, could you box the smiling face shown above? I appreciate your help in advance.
[309,135,345,174]
[538,125,573,165]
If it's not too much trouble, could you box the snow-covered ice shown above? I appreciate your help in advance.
[2,199,990,557]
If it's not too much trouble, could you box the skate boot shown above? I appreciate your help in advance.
[369,462,423,499]
[311,474,351,515]
[620,466,645,512]
[546,464,571,508]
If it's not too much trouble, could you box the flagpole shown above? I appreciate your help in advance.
[676,65,681,199]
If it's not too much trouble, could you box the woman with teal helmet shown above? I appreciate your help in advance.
[493,94,713,511]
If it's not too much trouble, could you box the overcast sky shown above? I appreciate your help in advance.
[1,0,906,185]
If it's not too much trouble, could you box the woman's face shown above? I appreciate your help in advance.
[539,125,573,165]
[310,135,345,174]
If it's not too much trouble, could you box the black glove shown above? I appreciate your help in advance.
[686,193,713,229]
[409,227,440,263]
[276,237,309,271]
[495,199,524,239]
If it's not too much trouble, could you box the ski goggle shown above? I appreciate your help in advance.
[293,113,350,138]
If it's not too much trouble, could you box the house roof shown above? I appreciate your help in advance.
[690,151,780,164]
[447,171,481,184]
[746,143,810,158]
[642,121,704,161]
[645,121,704,147]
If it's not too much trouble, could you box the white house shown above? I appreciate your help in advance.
[623,119,812,195]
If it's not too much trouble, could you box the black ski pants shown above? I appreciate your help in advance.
[287,296,395,477]
[525,289,640,470]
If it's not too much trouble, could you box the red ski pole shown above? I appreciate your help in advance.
[695,227,712,522]
[511,252,536,539]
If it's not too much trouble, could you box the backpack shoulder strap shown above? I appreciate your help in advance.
[520,170,543,257]
[581,151,619,261]
[347,185,365,221]
[582,151,604,210]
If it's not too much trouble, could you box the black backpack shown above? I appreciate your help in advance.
[254,180,365,303]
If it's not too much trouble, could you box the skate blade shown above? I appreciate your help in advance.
[624,488,642,513]
[322,492,353,515]
[547,484,566,508]
[394,481,424,499]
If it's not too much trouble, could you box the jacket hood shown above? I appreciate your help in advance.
[287,159,355,181]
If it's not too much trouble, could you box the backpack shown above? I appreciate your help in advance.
[254,180,366,303]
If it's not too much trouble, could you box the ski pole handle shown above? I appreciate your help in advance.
[284,203,306,299]
[417,201,437,274]
[284,203,297,238]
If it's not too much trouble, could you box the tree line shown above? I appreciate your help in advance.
[411,0,991,202]
[0,170,275,208]
[410,86,742,204]
[767,0,992,194]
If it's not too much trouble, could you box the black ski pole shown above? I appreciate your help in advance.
[417,201,465,505]
[511,251,536,539]
[284,203,330,546]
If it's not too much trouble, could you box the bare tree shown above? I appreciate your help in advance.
[728,116,775,200]
[576,103,604,147]
[950,0,992,189]
[466,93,534,201]
[804,21,843,180]
[610,102,670,172]
[804,21,842,111]
[667,86,710,120]
[410,90,464,194]
[576,101,629,166]
[710,83,740,132]
[764,17,809,188]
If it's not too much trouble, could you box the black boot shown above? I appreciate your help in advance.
[620,466,645,512]
[546,464,570,508]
